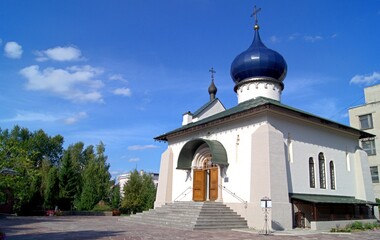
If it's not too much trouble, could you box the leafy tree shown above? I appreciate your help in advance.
[121,170,156,214]
[0,126,113,214]
[0,127,39,213]
[27,129,64,167]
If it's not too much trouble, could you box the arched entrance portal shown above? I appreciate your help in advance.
[177,139,228,202]
[192,144,219,201]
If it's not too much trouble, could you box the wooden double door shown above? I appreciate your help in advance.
[193,167,218,201]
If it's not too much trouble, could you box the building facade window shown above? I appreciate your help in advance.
[359,114,373,130]
[370,166,379,183]
[319,153,326,189]
[309,157,315,188]
[361,139,376,156]
[329,161,335,190]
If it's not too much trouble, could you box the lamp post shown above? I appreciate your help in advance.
[260,196,272,235]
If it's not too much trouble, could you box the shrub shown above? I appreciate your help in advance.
[349,221,364,230]
[364,222,373,229]
[92,201,112,212]
[331,221,380,232]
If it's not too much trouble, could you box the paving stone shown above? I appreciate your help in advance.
[0,215,379,240]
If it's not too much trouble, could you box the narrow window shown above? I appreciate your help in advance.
[370,166,379,183]
[330,161,335,190]
[309,157,315,188]
[359,114,373,130]
[361,139,376,156]
[319,153,326,189]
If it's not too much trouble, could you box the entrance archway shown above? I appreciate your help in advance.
[192,144,219,201]
[176,139,228,202]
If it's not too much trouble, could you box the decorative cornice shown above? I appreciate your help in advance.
[234,77,284,92]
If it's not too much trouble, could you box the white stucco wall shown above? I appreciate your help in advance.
[268,114,362,198]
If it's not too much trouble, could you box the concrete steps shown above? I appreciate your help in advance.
[123,201,248,230]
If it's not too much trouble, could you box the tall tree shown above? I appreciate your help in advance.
[58,150,79,210]
[76,142,111,210]
[0,127,41,213]
[44,165,59,209]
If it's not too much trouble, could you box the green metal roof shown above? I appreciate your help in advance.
[177,138,228,170]
[290,193,379,205]
[155,97,374,141]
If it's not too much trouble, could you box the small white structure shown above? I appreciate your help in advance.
[349,84,380,199]
[154,10,378,231]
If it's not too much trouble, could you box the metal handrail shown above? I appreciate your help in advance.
[174,186,192,202]
[219,184,247,208]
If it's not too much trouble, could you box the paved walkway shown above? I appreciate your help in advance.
[1,215,380,240]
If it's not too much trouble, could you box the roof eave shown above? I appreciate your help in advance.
[154,98,375,142]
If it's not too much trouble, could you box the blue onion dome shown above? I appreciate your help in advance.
[230,24,287,91]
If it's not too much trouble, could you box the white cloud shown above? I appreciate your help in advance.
[269,35,280,43]
[128,145,158,151]
[64,112,88,124]
[1,111,90,125]
[288,33,300,41]
[304,35,323,42]
[331,33,338,39]
[109,74,127,82]
[289,33,325,42]
[350,72,380,86]
[128,157,140,162]
[113,87,132,97]
[4,41,23,59]
[35,46,82,62]
[1,111,59,122]
[19,64,105,103]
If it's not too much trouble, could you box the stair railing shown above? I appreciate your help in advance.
[174,186,192,202]
[219,184,247,208]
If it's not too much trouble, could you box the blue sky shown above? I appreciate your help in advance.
[1,0,380,179]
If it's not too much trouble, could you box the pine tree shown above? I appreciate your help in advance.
[121,170,156,214]
[44,166,59,209]
[76,142,111,210]
[59,151,79,210]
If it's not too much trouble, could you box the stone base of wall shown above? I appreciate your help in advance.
[60,211,113,216]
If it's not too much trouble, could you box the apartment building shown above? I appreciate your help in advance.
[349,84,380,199]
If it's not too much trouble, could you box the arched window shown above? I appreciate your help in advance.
[330,161,335,190]
[319,153,326,189]
[309,157,315,188]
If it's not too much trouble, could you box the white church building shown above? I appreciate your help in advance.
[153,10,378,230]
